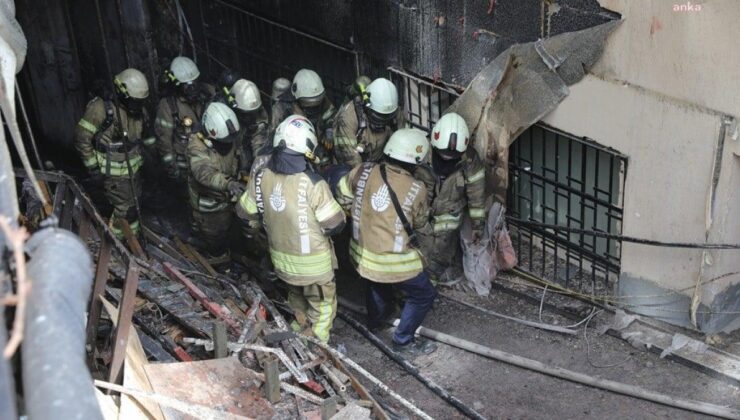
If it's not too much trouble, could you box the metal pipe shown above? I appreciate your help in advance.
[337,310,487,420]
[305,336,434,420]
[22,228,101,420]
[406,321,740,420]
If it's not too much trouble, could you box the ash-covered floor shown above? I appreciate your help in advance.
[331,275,740,419]
[135,193,740,419]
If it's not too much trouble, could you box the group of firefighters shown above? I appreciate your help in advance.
[74,56,488,357]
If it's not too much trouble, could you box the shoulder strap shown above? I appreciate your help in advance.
[100,100,116,132]
[354,99,367,139]
[379,164,418,248]
[167,96,180,122]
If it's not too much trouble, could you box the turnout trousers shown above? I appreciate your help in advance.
[104,172,142,239]
[286,277,337,343]
[365,271,437,345]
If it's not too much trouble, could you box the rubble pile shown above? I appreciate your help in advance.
[88,224,385,419]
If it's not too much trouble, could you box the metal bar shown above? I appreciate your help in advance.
[59,185,75,229]
[78,214,94,243]
[108,262,139,384]
[387,66,461,95]
[212,0,356,53]
[535,122,628,159]
[51,181,67,219]
[85,235,113,350]
[162,262,241,333]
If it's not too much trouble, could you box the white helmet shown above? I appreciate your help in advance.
[272,77,291,100]
[383,128,429,165]
[231,79,262,112]
[431,113,470,154]
[203,102,240,142]
[114,68,149,99]
[169,56,200,84]
[273,114,318,156]
[366,78,398,115]
[292,69,325,107]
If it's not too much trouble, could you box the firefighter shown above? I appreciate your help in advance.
[187,102,244,266]
[332,77,401,167]
[289,69,336,166]
[336,128,438,356]
[419,113,487,285]
[270,77,292,133]
[236,115,345,343]
[155,56,214,183]
[342,75,371,107]
[74,68,154,239]
[212,68,240,106]
[230,79,269,170]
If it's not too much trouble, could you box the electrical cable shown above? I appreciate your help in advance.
[582,310,632,369]
[510,268,740,314]
[337,310,487,420]
[507,217,740,249]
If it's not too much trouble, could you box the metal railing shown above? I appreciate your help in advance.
[507,124,627,294]
[15,170,140,385]
[388,69,627,295]
[197,0,359,106]
[387,67,460,133]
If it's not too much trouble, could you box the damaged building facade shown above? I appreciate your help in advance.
[15,0,738,334]
[2,0,740,418]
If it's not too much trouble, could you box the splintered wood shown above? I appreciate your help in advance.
[90,225,390,420]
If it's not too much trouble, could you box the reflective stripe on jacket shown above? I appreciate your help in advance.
[74,97,146,176]
[428,148,487,233]
[187,134,239,212]
[238,167,345,286]
[332,101,398,167]
[337,162,430,283]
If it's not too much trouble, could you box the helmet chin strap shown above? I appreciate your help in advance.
[304,150,320,164]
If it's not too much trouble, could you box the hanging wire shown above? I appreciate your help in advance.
[508,217,740,250]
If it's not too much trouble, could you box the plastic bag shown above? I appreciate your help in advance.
[460,203,517,295]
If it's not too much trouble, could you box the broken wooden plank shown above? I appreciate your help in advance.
[95,379,254,420]
[101,296,165,420]
[162,262,242,333]
[120,219,146,258]
[143,358,274,419]
[263,356,281,403]
[185,242,220,278]
[173,235,217,276]
[143,226,196,268]
[137,327,176,363]
[94,388,119,420]
[213,321,228,359]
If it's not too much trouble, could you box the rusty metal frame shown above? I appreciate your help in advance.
[15,169,140,384]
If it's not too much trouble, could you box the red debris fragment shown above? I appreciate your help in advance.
[487,0,496,15]
[162,262,241,333]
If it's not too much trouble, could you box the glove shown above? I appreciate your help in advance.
[248,219,261,229]
[88,167,104,185]
[166,163,180,180]
[227,180,246,197]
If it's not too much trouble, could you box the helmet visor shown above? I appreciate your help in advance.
[180,82,199,102]
[122,97,145,117]
[367,108,395,130]
[435,148,462,160]
[298,94,324,110]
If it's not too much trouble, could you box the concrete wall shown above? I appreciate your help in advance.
[542,0,740,332]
